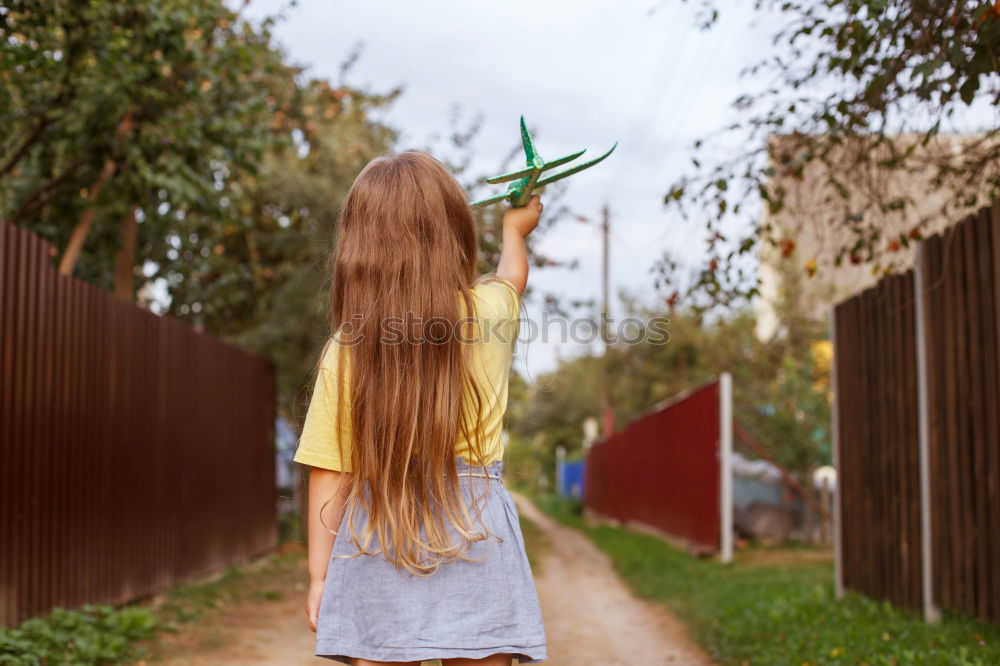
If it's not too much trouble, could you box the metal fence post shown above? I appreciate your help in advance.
[830,306,844,600]
[719,372,733,564]
[555,445,566,497]
[914,241,941,623]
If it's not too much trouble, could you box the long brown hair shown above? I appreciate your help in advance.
[321,150,497,575]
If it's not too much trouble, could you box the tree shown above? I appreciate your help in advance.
[167,75,402,417]
[0,0,302,295]
[662,0,1000,307]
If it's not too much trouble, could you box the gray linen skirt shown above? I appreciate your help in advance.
[314,457,548,664]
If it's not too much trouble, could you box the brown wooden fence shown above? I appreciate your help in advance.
[833,202,1000,623]
[834,272,923,611]
[923,205,1000,622]
[0,221,278,627]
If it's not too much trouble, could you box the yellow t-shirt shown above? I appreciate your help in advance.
[292,276,521,473]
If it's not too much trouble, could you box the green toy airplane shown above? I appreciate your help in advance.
[471,116,617,208]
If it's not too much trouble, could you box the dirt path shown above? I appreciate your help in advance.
[152,496,712,665]
[151,565,322,665]
[512,493,713,666]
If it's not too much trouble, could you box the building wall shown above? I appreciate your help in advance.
[755,133,991,340]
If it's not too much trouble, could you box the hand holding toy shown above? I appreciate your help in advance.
[471,116,617,208]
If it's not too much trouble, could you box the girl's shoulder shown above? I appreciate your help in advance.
[470,274,521,320]
[317,335,343,370]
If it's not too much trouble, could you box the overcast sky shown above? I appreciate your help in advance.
[247,0,774,374]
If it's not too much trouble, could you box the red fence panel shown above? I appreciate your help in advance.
[0,221,278,627]
[584,380,721,552]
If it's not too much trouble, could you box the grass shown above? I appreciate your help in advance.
[0,546,306,665]
[136,544,306,661]
[519,514,548,573]
[150,545,304,629]
[534,493,1000,666]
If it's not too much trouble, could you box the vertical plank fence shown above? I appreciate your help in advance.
[922,204,1000,622]
[0,221,278,627]
[834,272,922,611]
[833,203,1000,624]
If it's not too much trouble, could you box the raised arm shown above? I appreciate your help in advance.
[496,195,542,294]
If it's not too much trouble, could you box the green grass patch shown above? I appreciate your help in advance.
[0,605,158,666]
[151,548,303,628]
[509,482,555,572]
[0,547,305,665]
[536,493,1000,666]
[532,492,586,530]
[519,514,548,573]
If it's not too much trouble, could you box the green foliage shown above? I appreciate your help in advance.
[532,491,585,528]
[665,0,1000,306]
[183,76,400,418]
[0,604,159,665]
[512,353,606,478]
[539,494,1000,666]
[278,509,306,544]
[1,0,297,285]
[503,431,552,494]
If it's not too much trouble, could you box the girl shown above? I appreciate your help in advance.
[293,150,548,665]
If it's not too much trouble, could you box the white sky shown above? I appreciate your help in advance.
[246,0,775,374]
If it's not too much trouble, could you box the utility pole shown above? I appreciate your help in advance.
[600,203,615,438]
[573,204,616,440]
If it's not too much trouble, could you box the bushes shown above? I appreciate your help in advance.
[0,605,158,666]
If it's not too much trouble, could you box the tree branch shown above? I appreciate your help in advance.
[0,115,50,177]
[58,107,136,276]
[4,156,86,225]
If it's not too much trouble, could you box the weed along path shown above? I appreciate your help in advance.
[512,493,713,666]
[155,592,318,665]
[150,549,321,665]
